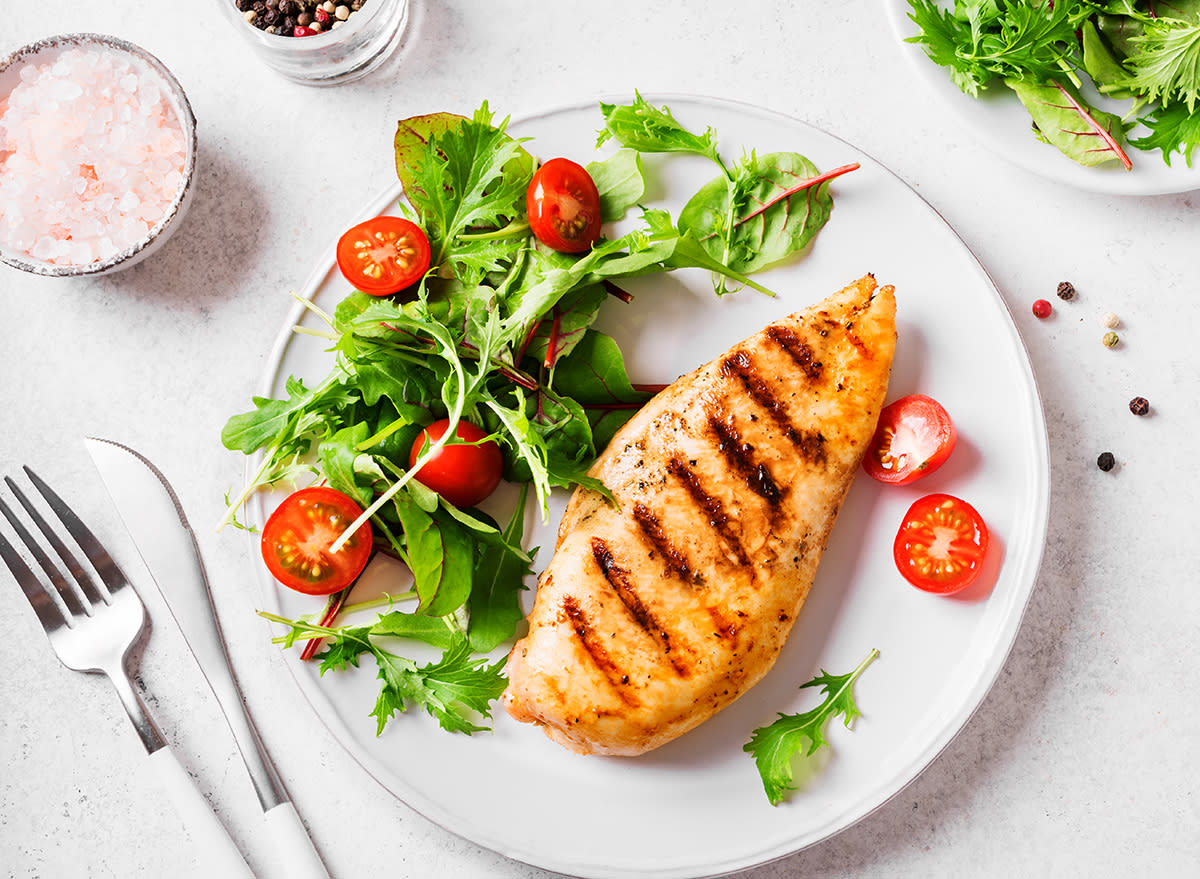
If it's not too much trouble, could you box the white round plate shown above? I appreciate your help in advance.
[249,95,1049,878]
[883,0,1200,195]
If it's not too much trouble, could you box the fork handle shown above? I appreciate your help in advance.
[147,746,257,877]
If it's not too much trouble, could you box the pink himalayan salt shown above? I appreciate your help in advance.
[0,46,187,266]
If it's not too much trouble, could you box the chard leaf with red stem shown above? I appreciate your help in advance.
[1007,78,1133,168]
[678,152,851,289]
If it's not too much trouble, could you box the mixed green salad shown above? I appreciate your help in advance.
[906,0,1200,169]
[219,95,865,803]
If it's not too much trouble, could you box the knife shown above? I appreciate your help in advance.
[85,437,330,879]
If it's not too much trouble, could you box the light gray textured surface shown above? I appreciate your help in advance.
[2,2,1197,877]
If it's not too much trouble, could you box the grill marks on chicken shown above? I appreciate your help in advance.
[666,455,753,568]
[630,503,698,584]
[503,276,897,756]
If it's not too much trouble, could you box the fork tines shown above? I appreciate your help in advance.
[0,467,119,629]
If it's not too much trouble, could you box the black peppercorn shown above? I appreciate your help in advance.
[1097,451,1115,472]
[1056,281,1076,300]
[238,0,366,35]
[1129,396,1150,416]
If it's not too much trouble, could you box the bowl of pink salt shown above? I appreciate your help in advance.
[0,34,197,277]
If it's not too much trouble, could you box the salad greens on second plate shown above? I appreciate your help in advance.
[905,0,1200,170]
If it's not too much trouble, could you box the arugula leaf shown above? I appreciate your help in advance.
[221,373,352,454]
[370,610,461,648]
[597,92,725,169]
[744,649,878,805]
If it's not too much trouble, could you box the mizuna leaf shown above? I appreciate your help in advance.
[1007,78,1133,169]
[1130,100,1200,166]
[1117,17,1200,112]
[401,105,534,284]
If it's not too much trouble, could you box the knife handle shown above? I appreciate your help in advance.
[147,746,256,877]
[264,801,331,878]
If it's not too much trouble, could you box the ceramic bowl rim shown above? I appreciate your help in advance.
[0,32,198,277]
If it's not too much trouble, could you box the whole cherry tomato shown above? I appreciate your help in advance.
[336,216,431,296]
[893,493,989,595]
[261,487,373,595]
[863,394,956,485]
[408,418,504,508]
[526,158,602,253]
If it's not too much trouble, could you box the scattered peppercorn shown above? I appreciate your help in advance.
[235,0,367,35]
[1101,311,1120,329]
[1103,331,1119,348]
[1032,299,1052,318]
[1056,281,1076,300]
[1129,396,1150,416]
[1097,451,1115,472]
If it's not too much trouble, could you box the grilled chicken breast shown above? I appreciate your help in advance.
[503,275,897,756]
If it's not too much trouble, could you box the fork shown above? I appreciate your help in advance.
[0,466,255,878]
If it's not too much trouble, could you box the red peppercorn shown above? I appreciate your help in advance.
[315,7,331,23]
[1032,299,1052,319]
[294,25,317,36]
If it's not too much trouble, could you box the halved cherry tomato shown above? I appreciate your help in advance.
[893,493,989,595]
[336,216,431,296]
[864,394,956,485]
[408,418,503,509]
[526,158,602,253]
[261,487,373,595]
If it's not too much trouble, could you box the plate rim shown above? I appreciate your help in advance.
[245,92,1051,877]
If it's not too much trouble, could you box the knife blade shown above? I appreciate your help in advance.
[85,436,330,879]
